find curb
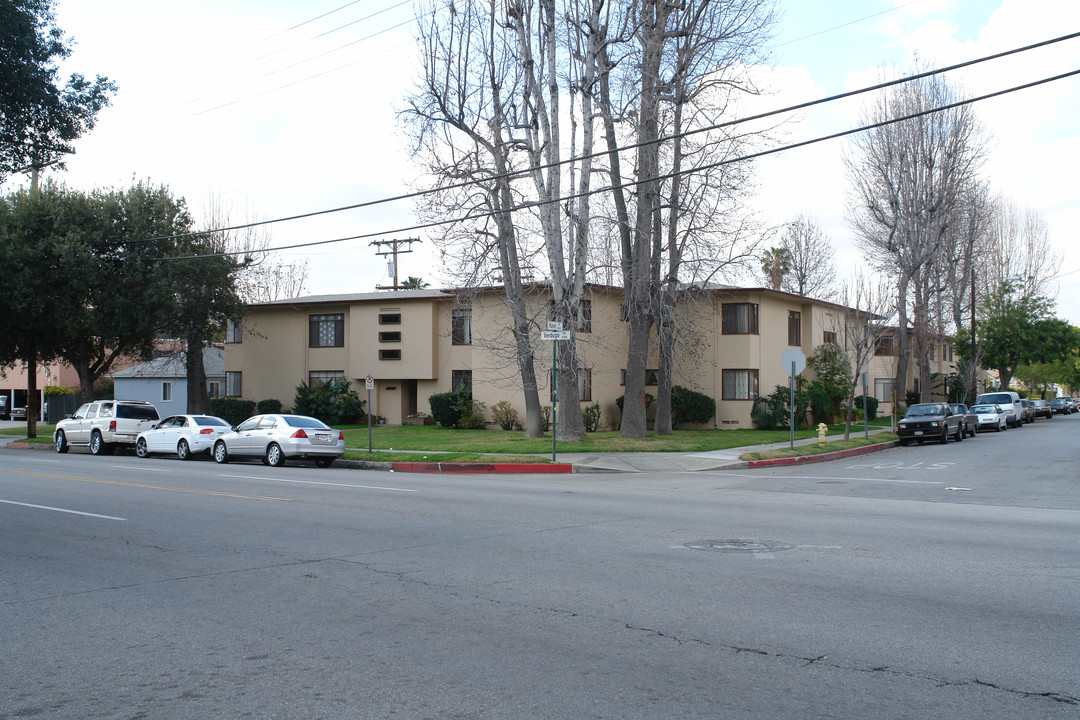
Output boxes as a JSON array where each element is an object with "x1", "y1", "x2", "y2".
[
  {"x1": 390, "y1": 461, "x2": 573, "y2": 474},
  {"x1": 746, "y1": 440, "x2": 899, "y2": 468}
]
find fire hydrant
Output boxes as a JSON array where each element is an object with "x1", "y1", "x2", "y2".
[{"x1": 817, "y1": 422, "x2": 829, "y2": 445}]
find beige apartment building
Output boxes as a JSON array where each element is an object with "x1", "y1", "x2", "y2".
[{"x1": 224, "y1": 284, "x2": 956, "y2": 429}]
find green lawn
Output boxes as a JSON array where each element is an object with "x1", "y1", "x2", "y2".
[{"x1": 4, "y1": 418, "x2": 895, "y2": 462}]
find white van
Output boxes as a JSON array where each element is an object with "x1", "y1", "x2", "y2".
[{"x1": 975, "y1": 391, "x2": 1025, "y2": 428}]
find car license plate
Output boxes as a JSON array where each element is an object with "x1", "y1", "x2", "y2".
[
  {"x1": 317, "y1": 433, "x2": 332, "y2": 442},
  {"x1": 914, "y1": 431, "x2": 923, "y2": 436}
]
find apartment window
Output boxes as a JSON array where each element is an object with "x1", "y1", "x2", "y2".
[
  {"x1": 875, "y1": 336, "x2": 896, "y2": 356},
  {"x1": 788, "y1": 311, "x2": 802, "y2": 346},
  {"x1": 452, "y1": 309, "x2": 472, "y2": 345},
  {"x1": 208, "y1": 381, "x2": 221, "y2": 399},
  {"x1": 226, "y1": 317, "x2": 243, "y2": 343},
  {"x1": 379, "y1": 331, "x2": 401, "y2": 343},
  {"x1": 549, "y1": 368, "x2": 593, "y2": 402},
  {"x1": 162, "y1": 382, "x2": 172, "y2": 402},
  {"x1": 578, "y1": 298, "x2": 592, "y2": 333},
  {"x1": 309, "y1": 313, "x2": 344, "y2": 347},
  {"x1": 452, "y1": 369, "x2": 472, "y2": 392},
  {"x1": 547, "y1": 298, "x2": 592, "y2": 333},
  {"x1": 379, "y1": 312, "x2": 401, "y2": 325},
  {"x1": 722, "y1": 369, "x2": 759, "y2": 400},
  {"x1": 379, "y1": 349, "x2": 402, "y2": 360},
  {"x1": 310, "y1": 370, "x2": 345, "y2": 387},
  {"x1": 874, "y1": 378, "x2": 895, "y2": 403},
  {"x1": 722, "y1": 303, "x2": 759, "y2": 334},
  {"x1": 620, "y1": 369, "x2": 659, "y2": 386},
  {"x1": 823, "y1": 331, "x2": 837, "y2": 345},
  {"x1": 226, "y1": 371, "x2": 242, "y2": 397}
]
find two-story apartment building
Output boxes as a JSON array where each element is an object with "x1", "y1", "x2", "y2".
[{"x1": 224, "y1": 284, "x2": 954, "y2": 428}]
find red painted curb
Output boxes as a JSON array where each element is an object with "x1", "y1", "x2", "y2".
[
  {"x1": 747, "y1": 441, "x2": 896, "y2": 468},
  {"x1": 391, "y1": 462, "x2": 574, "y2": 474}
]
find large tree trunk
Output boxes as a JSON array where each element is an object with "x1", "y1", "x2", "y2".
[
  {"x1": 25, "y1": 351, "x2": 39, "y2": 439},
  {"x1": 185, "y1": 341, "x2": 209, "y2": 414}
]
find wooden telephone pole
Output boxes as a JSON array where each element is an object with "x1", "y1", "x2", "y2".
[{"x1": 371, "y1": 238, "x2": 421, "y2": 290}]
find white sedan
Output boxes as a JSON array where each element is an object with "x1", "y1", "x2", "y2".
[
  {"x1": 136, "y1": 415, "x2": 232, "y2": 460},
  {"x1": 211, "y1": 414, "x2": 345, "y2": 468},
  {"x1": 970, "y1": 404, "x2": 1008, "y2": 433}
]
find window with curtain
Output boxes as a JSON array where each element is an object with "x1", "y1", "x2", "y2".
[
  {"x1": 309, "y1": 313, "x2": 344, "y2": 347},
  {"x1": 722, "y1": 369, "x2": 759, "y2": 400},
  {"x1": 722, "y1": 303, "x2": 759, "y2": 334}
]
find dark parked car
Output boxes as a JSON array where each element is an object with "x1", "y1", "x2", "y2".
[
  {"x1": 948, "y1": 403, "x2": 978, "y2": 437},
  {"x1": 1049, "y1": 398, "x2": 1072, "y2": 415},
  {"x1": 1030, "y1": 399, "x2": 1052, "y2": 420},
  {"x1": 897, "y1": 403, "x2": 964, "y2": 446},
  {"x1": 1018, "y1": 399, "x2": 1035, "y2": 424}
]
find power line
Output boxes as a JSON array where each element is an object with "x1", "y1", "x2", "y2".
[
  {"x1": 153, "y1": 29, "x2": 1080, "y2": 242},
  {"x1": 160, "y1": 67, "x2": 1080, "y2": 261}
]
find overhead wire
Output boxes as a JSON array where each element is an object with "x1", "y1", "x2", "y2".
[
  {"x1": 147, "y1": 29, "x2": 1080, "y2": 243},
  {"x1": 161, "y1": 67, "x2": 1080, "y2": 261}
]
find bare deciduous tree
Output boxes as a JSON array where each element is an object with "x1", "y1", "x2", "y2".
[
  {"x1": 846, "y1": 72, "x2": 987, "y2": 403},
  {"x1": 778, "y1": 214, "x2": 835, "y2": 298},
  {"x1": 830, "y1": 273, "x2": 896, "y2": 440}
]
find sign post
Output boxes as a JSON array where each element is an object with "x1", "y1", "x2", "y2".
[
  {"x1": 861, "y1": 372, "x2": 869, "y2": 439},
  {"x1": 541, "y1": 324, "x2": 570, "y2": 462},
  {"x1": 365, "y1": 373, "x2": 374, "y2": 453},
  {"x1": 780, "y1": 349, "x2": 807, "y2": 450}
]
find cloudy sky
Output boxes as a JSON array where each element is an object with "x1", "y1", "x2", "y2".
[{"x1": 26, "y1": 0, "x2": 1080, "y2": 323}]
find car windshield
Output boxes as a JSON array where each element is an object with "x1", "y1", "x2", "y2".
[
  {"x1": 978, "y1": 393, "x2": 1012, "y2": 405},
  {"x1": 906, "y1": 404, "x2": 943, "y2": 416},
  {"x1": 283, "y1": 415, "x2": 331, "y2": 429},
  {"x1": 970, "y1": 405, "x2": 995, "y2": 413},
  {"x1": 194, "y1": 416, "x2": 229, "y2": 427}
]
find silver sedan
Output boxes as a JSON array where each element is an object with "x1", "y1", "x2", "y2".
[
  {"x1": 136, "y1": 415, "x2": 232, "y2": 460},
  {"x1": 212, "y1": 414, "x2": 345, "y2": 468}
]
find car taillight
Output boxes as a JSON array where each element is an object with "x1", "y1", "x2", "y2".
[
  {"x1": 109, "y1": 421, "x2": 117, "y2": 431},
  {"x1": 199, "y1": 428, "x2": 214, "y2": 434},
  {"x1": 290, "y1": 429, "x2": 308, "y2": 439},
  {"x1": 338, "y1": 431, "x2": 344, "y2": 440}
]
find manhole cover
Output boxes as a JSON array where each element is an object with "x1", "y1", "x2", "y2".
[{"x1": 684, "y1": 539, "x2": 794, "y2": 553}]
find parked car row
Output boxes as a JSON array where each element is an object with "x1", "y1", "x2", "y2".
[
  {"x1": 897, "y1": 391, "x2": 1072, "y2": 447},
  {"x1": 54, "y1": 404, "x2": 345, "y2": 467}
]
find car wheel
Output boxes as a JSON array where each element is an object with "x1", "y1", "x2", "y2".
[
  {"x1": 90, "y1": 431, "x2": 111, "y2": 455},
  {"x1": 213, "y1": 441, "x2": 229, "y2": 464},
  {"x1": 136, "y1": 437, "x2": 150, "y2": 458},
  {"x1": 177, "y1": 439, "x2": 191, "y2": 461},
  {"x1": 941, "y1": 426, "x2": 948, "y2": 444},
  {"x1": 899, "y1": 438, "x2": 910, "y2": 447},
  {"x1": 955, "y1": 424, "x2": 963, "y2": 442},
  {"x1": 315, "y1": 457, "x2": 335, "y2": 468},
  {"x1": 968, "y1": 423, "x2": 977, "y2": 437},
  {"x1": 54, "y1": 430, "x2": 69, "y2": 453},
  {"x1": 266, "y1": 443, "x2": 286, "y2": 467}
]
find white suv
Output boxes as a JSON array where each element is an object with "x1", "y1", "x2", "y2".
[
  {"x1": 975, "y1": 391, "x2": 1025, "y2": 429},
  {"x1": 54, "y1": 400, "x2": 161, "y2": 455}
]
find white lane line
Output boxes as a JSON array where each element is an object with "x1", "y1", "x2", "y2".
[
  {"x1": 110, "y1": 464, "x2": 170, "y2": 473},
  {"x1": 221, "y1": 474, "x2": 418, "y2": 493},
  {"x1": 711, "y1": 471, "x2": 943, "y2": 484},
  {"x1": 0, "y1": 499, "x2": 126, "y2": 521}
]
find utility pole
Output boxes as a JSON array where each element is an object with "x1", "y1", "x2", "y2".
[{"x1": 371, "y1": 238, "x2": 421, "y2": 290}]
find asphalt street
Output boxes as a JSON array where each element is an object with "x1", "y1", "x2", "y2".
[{"x1": 1, "y1": 414, "x2": 1078, "y2": 719}]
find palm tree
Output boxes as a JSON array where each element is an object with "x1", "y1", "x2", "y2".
[
  {"x1": 401, "y1": 276, "x2": 429, "y2": 289},
  {"x1": 760, "y1": 247, "x2": 791, "y2": 290}
]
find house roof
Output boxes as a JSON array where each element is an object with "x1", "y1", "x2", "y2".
[{"x1": 110, "y1": 346, "x2": 225, "y2": 379}]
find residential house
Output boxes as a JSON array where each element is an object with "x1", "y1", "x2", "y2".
[{"x1": 110, "y1": 346, "x2": 225, "y2": 416}]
